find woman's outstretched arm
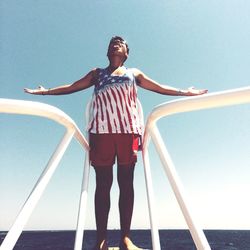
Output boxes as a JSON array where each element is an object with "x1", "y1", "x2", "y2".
[
  {"x1": 24, "y1": 68, "x2": 97, "y2": 95},
  {"x1": 133, "y1": 68, "x2": 208, "y2": 96}
]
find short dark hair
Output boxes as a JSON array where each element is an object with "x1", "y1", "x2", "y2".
[{"x1": 109, "y1": 36, "x2": 129, "y2": 55}]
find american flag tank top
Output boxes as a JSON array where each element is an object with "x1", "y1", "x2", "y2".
[{"x1": 88, "y1": 67, "x2": 143, "y2": 135}]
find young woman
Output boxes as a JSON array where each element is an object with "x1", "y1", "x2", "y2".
[{"x1": 25, "y1": 36, "x2": 207, "y2": 250}]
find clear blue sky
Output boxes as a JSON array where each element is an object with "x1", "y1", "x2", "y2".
[{"x1": 1, "y1": 0, "x2": 250, "y2": 231}]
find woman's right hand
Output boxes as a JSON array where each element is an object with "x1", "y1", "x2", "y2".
[{"x1": 24, "y1": 85, "x2": 47, "y2": 95}]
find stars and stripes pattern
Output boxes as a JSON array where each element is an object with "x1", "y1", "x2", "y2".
[{"x1": 88, "y1": 67, "x2": 143, "y2": 135}]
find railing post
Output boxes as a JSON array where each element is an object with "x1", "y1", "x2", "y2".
[
  {"x1": 142, "y1": 130, "x2": 161, "y2": 250},
  {"x1": 0, "y1": 130, "x2": 75, "y2": 250},
  {"x1": 74, "y1": 151, "x2": 90, "y2": 250},
  {"x1": 150, "y1": 126, "x2": 211, "y2": 250}
]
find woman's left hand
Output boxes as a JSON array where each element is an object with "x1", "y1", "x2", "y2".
[{"x1": 184, "y1": 86, "x2": 208, "y2": 96}]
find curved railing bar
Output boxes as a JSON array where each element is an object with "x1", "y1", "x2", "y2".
[
  {"x1": 143, "y1": 86, "x2": 250, "y2": 250},
  {"x1": 0, "y1": 98, "x2": 89, "y2": 151},
  {"x1": 145, "y1": 86, "x2": 250, "y2": 132},
  {"x1": 0, "y1": 98, "x2": 89, "y2": 250}
]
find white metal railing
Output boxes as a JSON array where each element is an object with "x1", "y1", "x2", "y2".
[
  {"x1": 1, "y1": 86, "x2": 249, "y2": 250},
  {"x1": 0, "y1": 99, "x2": 90, "y2": 250},
  {"x1": 142, "y1": 86, "x2": 250, "y2": 250}
]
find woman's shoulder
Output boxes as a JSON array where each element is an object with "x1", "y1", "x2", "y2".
[
  {"x1": 126, "y1": 68, "x2": 144, "y2": 82},
  {"x1": 127, "y1": 67, "x2": 142, "y2": 75},
  {"x1": 90, "y1": 67, "x2": 107, "y2": 79}
]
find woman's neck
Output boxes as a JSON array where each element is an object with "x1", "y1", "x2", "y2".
[
  {"x1": 108, "y1": 57, "x2": 124, "y2": 72},
  {"x1": 108, "y1": 64, "x2": 124, "y2": 72}
]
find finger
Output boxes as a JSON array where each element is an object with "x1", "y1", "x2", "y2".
[
  {"x1": 201, "y1": 89, "x2": 208, "y2": 93},
  {"x1": 24, "y1": 88, "x2": 35, "y2": 94},
  {"x1": 24, "y1": 88, "x2": 31, "y2": 93}
]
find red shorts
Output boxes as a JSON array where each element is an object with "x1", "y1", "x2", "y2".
[{"x1": 89, "y1": 133, "x2": 140, "y2": 167}]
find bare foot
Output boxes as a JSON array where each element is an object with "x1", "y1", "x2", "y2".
[{"x1": 120, "y1": 237, "x2": 143, "y2": 250}]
